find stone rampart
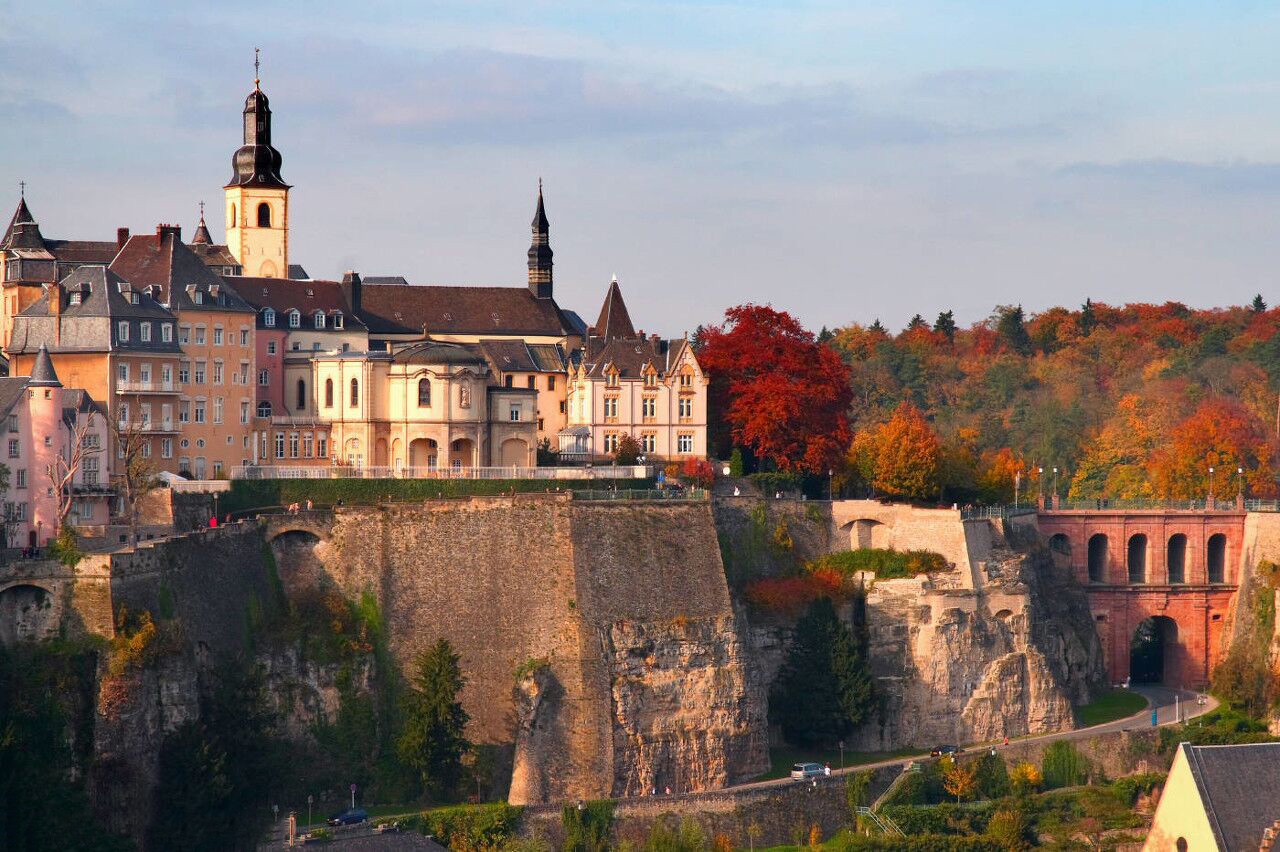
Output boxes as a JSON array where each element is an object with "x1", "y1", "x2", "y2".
[{"x1": 829, "y1": 501, "x2": 988, "y2": 588}]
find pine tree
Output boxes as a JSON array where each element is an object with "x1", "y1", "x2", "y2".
[
  {"x1": 973, "y1": 750, "x2": 1011, "y2": 798},
  {"x1": 1078, "y1": 299, "x2": 1096, "y2": 336},
  {"x1": 397, "y1": 639, "x2": 471, "y2": 799},
  {"x1": 995, "y1": 305, "x2": 1033, "y2": 355},
  {"x1": 869, "y1": 319, "x2": 887, "y2": 335},
  {"x1": 906, "y1": 314, "x2": 927, "y2": 331},
  {"x1": 1252, "y1": 294, "x2": 1267, "y2": 313},
  {"x1": 932, "y1": 310, "x2": 956, "y2": 341},
  {"x1": 770, "y1": 597, "x2": 874, "y2": 746},
  {"x1": 817, "y1": 325, "x2": 834, "y2": 343}
]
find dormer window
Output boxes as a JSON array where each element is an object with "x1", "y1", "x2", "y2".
[
  {"x1": 606, "y1": 367, "x2": 619, "y2": 388},
  {"x1": 69, "y1": 292, "x2": 82, "y2": 306},
  {"x1": 193, "y1": 291, "x2": 203, "y2": 305},
  {"x1": 288, "y1": 309, "x2": 300, "y2": 328},
  {"x1": 643, "y1": 369, "x2": 657, "y2": 387},
  {"x1": 313, "y1": 310, "x2": 324, "y2": 329},
  {"x1": 332, "y1": 312, "x2": 344, "y2": 329},
  {"x1": 129, "y1": 291, "x2": 139, "y2": 305},
  {"x1": 263, "y1": 308, "x2": 275, "y2": 327},
  {"x1": 117, "y1": 321, "x2": 130, "y2": 342}
]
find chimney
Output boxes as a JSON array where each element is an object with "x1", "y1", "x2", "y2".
[
  {"x1": 156, "y1": 223, "x2": 181, "y2": 243},
  {"x1": 116, "y1": 228, "x2": 130, "y2": 251},
  {"x1": 341, "y1": 270, "x2": 362, "y2": 314},
  {"x1": 48, "y1": 282, "x2": 62, "y2": 345}
]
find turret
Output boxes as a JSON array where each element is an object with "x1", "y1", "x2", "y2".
[{"x1": 527, "y1": 181, "x2": 553, "y2": 299}]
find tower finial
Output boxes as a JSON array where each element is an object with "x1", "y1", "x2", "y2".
[
  {"x1": 254, "y1": 47, "x2": 260, "y2": 89},
  {"x1": 198, "y1": 200, "x2": 205, "y2": 222},
  {"x1": 18, "y1": 180, "x2": 24, "y2": 199},
  {"x1": 538, "y1": 176, "x2": 543, "y2": 193}
]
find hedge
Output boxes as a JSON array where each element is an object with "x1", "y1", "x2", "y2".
[
  {"x1": 403, "y1": 802, "x2": 522, "y2": 849},
  {"x1": 811, "y1": 549, "x2": 949, "y2": 580},
  {"x1": 222, "y1": 477, "x2": 654, "y2": 516}
]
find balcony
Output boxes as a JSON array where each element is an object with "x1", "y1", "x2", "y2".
[
  {"x1": 116, "y1": 380, "x2": 180, "y2": 394},
  {"x1": 270, "y1": 415, "x2": 325, "y2": 427},
  {"x1": 116, "y1": 420, "x2": 179, "y2": 434}
]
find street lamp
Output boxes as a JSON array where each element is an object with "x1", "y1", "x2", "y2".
[
  {"x1": 828, "y1": 469, "x2": 834, "y2": 502},
  {"x1": 1052, "y1": 467, "x2": 1059, "y2": 508},
  {"x1": 1208, "y1": 466, "x2": 1215, "y2": 508},
  {"x1": 1037, "y1": 467, "x2": 1044, "y2": 508},
  {"x1": 1239, "y1": 467, "x2": 1246, "y2": 506}
]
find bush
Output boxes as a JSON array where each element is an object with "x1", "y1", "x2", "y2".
[
  {"x1": 811, "y1": 549, "x2": 949, "y2": 580},
  {"x1": 973, "y1": 751, "x2": 1011, "y2": 799},
  {"x1": 984, "y1": 807, "x2": 1033, "y2": 851},
  {"x1": 1040, "y1": 741, "x2": 1089, "y2": 789},
  {"x1": 681, "y1": 458, "x2": 715, "y2": 487},
  {"x1": 1110, "y1": 772, "x2": 1166, "y2": 806},
  {"x1": 749, "y1": 471, "x2": 803, "y2": 496},
  {"x1": 408, "y1": 803, "x2": 522, "y2": 851},
  {"x1": 614, "y1": 434, "x2": 641, "y2": 466},
  {"x1": 561, "y1": 799, "x2": 614, "y2": 852},
  {"x1": 49, "y1": 526, "x2": 84, "y2": 568},
  {"x1": 881, "y1": 802, "x2": 995, "y2": 835},
  {"x1": 728, "y1": 448, "x2": 744, "y2": 476},
  {"x1": 1009, "y1": 762, "x2": 1041, "y2": 795},
  {"x1": 1155, "y1": 706, "x2": 1277, "y2": 754}
]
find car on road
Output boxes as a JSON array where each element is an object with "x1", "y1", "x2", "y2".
[
  {"x1": 327, "y1": 808, "x2": 368, "y2": 827},
  {"x1": 790, "y1": 762, "x2": 825, "y2": 780},
  {"x1": 930, "y1": 745, "x2": 963, "y2": 757}
]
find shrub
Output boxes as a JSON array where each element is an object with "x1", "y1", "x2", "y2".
[
  {"x1": 513, "y1": 657, "x2": 550, "y2": 681},
  {"x1": 748, "y1": 471, "x2": 803, "y2": 496},
  {"x1": 409, "y1": 803, "x2": 523, "y2": 851},
  {"x1": 811, "y1": 548, "x2": 949, "y2": 580},
  {"x1": 728, "y1": 448, "x2": 744, "y2": 476},
  {"x1": 614, "y1": 434, "x2": 641, "y2": 466},
  {"x1": 1009, "y1": 762, "x2": 1041, "y2": 795},
  {"x1": 681, "y1": 457, "x2": 715, "y2": 488},
  {"x1": 561, "y1": 799, "x2": 614, "y2": 852},
  {"x1": 973, "y1": 751, "x2": 1011, "y2": 799},
  {"x1": 49, "y1": 526, "x2": 84, "y2": 568},
  {"x1": 1041, "y1": 741, "x2": 1089, "y2": 789},
  {"x1": 984, "y1": 807, "x2": 1032, "y2": 851},
  {"x1": 1110, "y1": 772, "x2": 1166, "y2": 806},
  {"x1": 1155, "y1": 706, "x2": 1277, "y2": 754}
]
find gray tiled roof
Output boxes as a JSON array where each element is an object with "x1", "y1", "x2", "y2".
[{"x1": 1183, "y1": 741, "x2": 1280, "y2": 851}]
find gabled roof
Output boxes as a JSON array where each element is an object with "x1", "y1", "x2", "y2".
[
  {"x1": 44, "y1": 240, "x2": 118, "y2": 265},
  {"x1": 0, "y1": 377, "x2": 31, "y2": 420},
  {"x1": 228, "y1": 276, "x2": 365, "y2": 330},
  {"x1": 390, "y1": 340, "x2": 487, "y2": 367},
  {"x1": 576, "y1": 336, "x2": 693, "y2": 379},
  {"x1": 592, "y1": 277, "x2": 636, "y2": 339},
  {"x1": 111, "y1": 229, "x2": 253, "y2": 312},
  {"x1": 1182, "y1": 741, "x2": 1280, "y2": 850},
  {"x1": 356, "y1": 281, "x2": 576, "y2": 337}
]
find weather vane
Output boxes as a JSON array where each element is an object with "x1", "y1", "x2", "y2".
[
  {"x1": 199, "y1": 200, "x2": 205, "y2": 221},
  {"x1": 254, "y1": 47, "x2": 260, "y2": 87}
]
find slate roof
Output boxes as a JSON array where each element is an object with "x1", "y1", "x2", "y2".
[
  {"x1": 229, "y1": 276, "x2": 365, "y2": 330},
  {"x1": 355, "y1": 281, "x2": 576, "y2": 337},
  {"x1": 0, "y1": 377, "x2": 31, "y2": 420},
  {"x1": 111, "y1": 230, "x2": 254, "y2": 312},
  {"x1": 29, "y1": 344, "x2": 60, "y2": 386},
  {"x1": 390, "y1": 340, "x2": 487, "y2": 366},
  {"x1": 45, "y1": 240, "x2": 119, "y2": 265},
  {"x1": 475, "y1": 339, "x2": 567, "y2": 374},
  {"x1": 1, "y1": 196, "x2": 38, "y2": 248},
  {"x1": 1183, "y1": 741, "x2": 1280, "y2": 851},
  {"x1": 592, "y1": 278, "x2": 636, "y2": 339},
  {"x1": 575, "y1": 336, "x2": 692, "y2": 379}
]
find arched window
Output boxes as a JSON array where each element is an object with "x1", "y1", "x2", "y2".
[
  {"x1": 1167, "y1": 534, "x2": 1187, "y2": 584},
  {"x1": 1128, "y1": 534, "x2": 1147, "y2": 584},
  {"x1": 350, "y1": 378, "x2": 359, "y2": 407},
  {"x1": 257, "y1": 202, "x2": 271, "y2": 228},
  {"x1": 230, "y1": 203, "x2": 237, "y2": 227},
  {"x1": 1087, "y1": 534, "x2": 1108, "y2": 583},
  {"x1": 256, "y1": 401, "x2": 271, "y2": 418},
  {"x1": 1207, "y1": 534, "x2": 1227, "y2": 583},
  {"x1": 418, "y1": 379, "x2": 431, "y2": 407},
  {"x1": 324, "y1": 378, "x2": 333, "y2": 408},
  {"x1": 263, "y1": 308, "x2": 275, "y2": 327},
  {"x1": 296, "y1": 379, "x2": 306, "y2": 411}
]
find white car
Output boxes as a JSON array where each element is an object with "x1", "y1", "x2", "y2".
[{"x1": 790, "y1": 762, "x2": 824, "y2": 780}]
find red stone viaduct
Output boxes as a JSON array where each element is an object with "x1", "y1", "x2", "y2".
[{"x1": 1036, "y1": 508, "x2": 1243, "y2": 689}]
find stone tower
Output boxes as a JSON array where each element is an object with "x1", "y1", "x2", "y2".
[
  {"x1": 527, "y1": 182, "x2": 553, "y2": 299},
  {"x1": 224, "y1": 59, "x2": 290, "y2": 278}
]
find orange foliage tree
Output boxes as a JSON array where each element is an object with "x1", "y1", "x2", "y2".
[
  {"x1": 855, "y1": 402, "x2": 943, "y2": 501},
  {"x1": 1148, "y1": 399, "x2": 1278, "y2": 499}
]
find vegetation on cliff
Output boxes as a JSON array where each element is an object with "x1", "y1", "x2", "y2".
[
  {"x1": 1210, "y1": 559, "x2": 1280, "y2": 718},
  {"x1": 397, "y1": 639, "x2": 471, "y2": 800}
]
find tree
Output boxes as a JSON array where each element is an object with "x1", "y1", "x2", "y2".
[
  {"x1": 995, "y1": 305, "x2": 1033, "y2": 355},
  {"x1": 985, "y1": 807, "x2": 1032, "y2": 851},
  {"x1": 697, "y1": 304, "x2": 853, "y2": 473},
  {"x1": 0, "y1": 463, "x2": 14, "y2": 548},
  {"x1": 1147, "y1": 398, "x2": 1278, "y2": 499},
  {"x1": 613, "y1": 433, "x2": 641, "y2": 466},
  {"x1": 48, "y1": 410, "x2": 101, "y2": 528},
  {"x1": 941, "y1": 758, "x2": 977, "y2": 802},
  {"x1": 397, "y1": 639, "x2": 470, "y2": 799},
  {"x1": 1252, "y1": 294, "x2": 1268, "y2": 313},
  {"x1": 906, "y1": 314, "x2": 928, "y2": 331},
  {"x1": 865, "y1": 402, "x2": 942, "y2": 501},
  {"x1": 111, "y1": 417, "x2": 160, "y2": 545},
  {"x1": 932, "y1": 310, "x2": 957, "y2": 341},
  {"x1": 1008, "y1": 761, "x2": 1041, "y2": 795},
  {"x1": 973, "y1": 750, "x2": 1011, "y2": 799},
  {"x1": 1078, "y1": 298, "x2": 1096, "y2": 336},
  {"x1": 1040, "y1": 740, "x2": 1088, "y2": 789},
  {"x1": 769, "y1": 597, "x2": 874, "y2": 746}
]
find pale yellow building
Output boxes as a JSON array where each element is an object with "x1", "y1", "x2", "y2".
[
  {"x1": 1144, "y1": 741, "x2": 1280, "y2": 851},
  {"x1": 311, "y1": 341, "x2": 536, "y2": 469},
  {"x1": 560, "y1": 278, "x2": 708, "y2": 463},
  {"x1": 224, "y1": 76, "x2": 289, "y2": 279}
]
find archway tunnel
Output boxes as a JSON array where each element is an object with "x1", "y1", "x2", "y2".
[{"x1": 1129, "y1": 615, "x2": 1179, "y2": 685}]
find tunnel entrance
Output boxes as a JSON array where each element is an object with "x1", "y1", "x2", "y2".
[{"x1": 1130, "y1": 615, "x2": 1177, "y2": 684}]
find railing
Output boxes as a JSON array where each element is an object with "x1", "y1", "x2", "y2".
[
  {"x1": 269, "y1": 415, "x2": 325, "y2": 427},
  {"x1": 116, "y1": 420, "x2": 178, "y2": 433},
  {"x1": 115, "y1": 380, "x2": 179, "y2": 393},
  {"x1": 1048, "y1": 498, "x2": 1245, "y2": 512},
  {"x1": 229, "y1": 464, "x2": 654, "y2": 481},
  {"x1": 959, "y1": 505, "x2": 1038, "y2": 520},
  {"x1": 856, "y1": 807, "x2": 904, "y2": 837},
  {"x1": 572, "y1": 488, "x2": 708, "y2": 501}
]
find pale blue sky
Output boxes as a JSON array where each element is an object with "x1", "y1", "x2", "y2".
[{"x1": 4, "y1": 1, "x2": 1280, "y2": 334}]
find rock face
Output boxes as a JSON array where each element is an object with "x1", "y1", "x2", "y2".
[{"x1": 850, "y1": 533, "x2": 1105, "y2": 749}]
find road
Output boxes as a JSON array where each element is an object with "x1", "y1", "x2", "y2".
[{"x1": 733, "y1": 684, "x2": 1216, "y2": 792}]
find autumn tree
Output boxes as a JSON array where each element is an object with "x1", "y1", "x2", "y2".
[
  {"x1": 48, "y1": 411, "x2": 102, "y2": 528},
  {"x1": 941, "y1": 757, "x2": 977, "y2": 802},
  {"x1": 1147, "y1": 398, "x2": 1278, "y2": 499},
  {"x1": 613, "y1": 433, "x2": 641, "y2": 465},
  {"x1": 858, "y1": 402, "x2": 942, "y2": 501},
  {"x1": 111, "y1": 418, "x2": 160, "y2": 545},
  {"x1": 698, "y1": 304, "x2": 852, "y2": 472}
]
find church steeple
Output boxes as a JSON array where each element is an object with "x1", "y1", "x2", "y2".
[
  {"x1": 224, "y1": 51, "x2": 291, "y2": 278},
  {"x1": 527, "y1": 180, "x2": 553, "y2": 299},
  {"x1": 192, "y1": 201, "x2": 212, "y2": 245}
]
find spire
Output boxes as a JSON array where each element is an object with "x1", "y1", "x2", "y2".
[
  {"x1": 2, "y1": 189, "x2": 42, "y2": 250},
  {"x1": 29, "y1": 343, "x2": 61, "y2": 387},
  {"x1": 254, "y1": 47, "x2": 261, "y2": 90},
  {"x1": 226, "y1": 56, "x2": 288, "y2": 189},
  {"x1": 527, "y1": 180, "x2": 553, "y2": 299},
  {"x1": 192, "y1": 201, "x2": 212, "y2": 244},
  {"x1": 593, "y1": 275, "x2": 636, "y2": 340}
]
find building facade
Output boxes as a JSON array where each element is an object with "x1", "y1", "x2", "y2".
[{"x1": 224, "y1": 75, "x2": 290, "y2": 278}]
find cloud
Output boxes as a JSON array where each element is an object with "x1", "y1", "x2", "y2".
[{"x1": 1058, "y1": 158, "x2": 1280, "y2": 196}]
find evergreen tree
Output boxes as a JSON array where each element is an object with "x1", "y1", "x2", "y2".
[
  {"x1": 1078, "y1": 298, "x2": 1096, "y2": 336},
  {"x1": 932, "y1": 310, "x2": 956, "y2": 341},
  {"x1": 869, "y1": 319, "x2": 887, "y2": 335},
  {"x1": 816, "y1": 325, "x2": 834, "y2": 343},
  {"x1": 906, "y1": 314, "x2": 927, "y2": 331},
  {"x1": 1252, "y1": 294, "x2": 1267, "y2": 313},
  {"x1": 397, "y1": 639, "x2": 470, "y2": 799},
  {"x1": 973, "y1": 750, "x2": 1011, "y2": 798},
  {"x1": 770, "y1": 597, "x2": 874, "y2": 746},
  {"x1": 995, "y1": 305, "x2": 1033, "y2": 355}
]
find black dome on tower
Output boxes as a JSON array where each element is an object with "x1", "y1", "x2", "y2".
[{"x1": 226, "y1": 82, "x2": 289, "y2": 189}]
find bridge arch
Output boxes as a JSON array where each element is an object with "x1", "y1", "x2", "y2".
[
  {"x1": 1127, "y1": 534, "x2": 1148, "y2": 584},
  {"x1": 843, "y1": 518, "x2": 891, "y2": 550},
  {"x1": 1207, "y1": 533, "x2": 1227, "y2": 584},
  {"x1": 0, "y1": 583, "x2": 58, "y2": 645},
  {"x1": 1087, "y1": 533, "x2": 1108, "y2": 583},
  {"x1": 1166, "y1": 534, "x2": 1187, "y2": 584},
  {"x1": 1130, "y1": 615, "x2": 1181, "y2": 685},
  {"x1": 266, "y1": 525, "x2": 330, "y2": 594}
]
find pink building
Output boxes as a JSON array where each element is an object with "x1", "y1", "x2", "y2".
[{"x1": 0, "y1": 344, "x2": 109, "y2": 547}]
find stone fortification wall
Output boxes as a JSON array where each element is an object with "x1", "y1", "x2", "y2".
[
  {"x1": 830, "y1": 500, "x2": 983, "y2": 588},
  {"x1": 265, "y1": 495, "x2": 766, "y2": 804},
  {"x1": 1231, "y1": 512, "x2": 1280, "y2": 645},
  {"x1": 713, "y1": 498, "x2": 832, "y2": 584}
]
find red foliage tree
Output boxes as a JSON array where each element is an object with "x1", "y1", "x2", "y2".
[
  {"x1": 1147, "y1": 398, "x2": 1278, "y2": 499},
  {"x1": 699, "y1": 304, "x2": 852, "y2": 473}
]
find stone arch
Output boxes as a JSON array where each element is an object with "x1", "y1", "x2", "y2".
[
  {"x1": 1048, "y1": 533, "x2": 1071, "y2": 555},
  {"x1": 993, "y1": 608, "x2": 1013, "y2": 622},
  {"x1": 374, "y1": 438, "x2": 388, "y2": 467},
  {"x1": 1087, "y1": 533, "x2": 1108, "y2": 583},
  {"x1": 1167, "y1": 534, "x2": 1187, "y2": 584},
  {"x1": 1207, "y1": 533, "x2": 1227, "y2": 584},
  {"x1": 268, "y1": 529, "x2": 325, "y2": 594},
  {"x1": 844, "y1": 519, "x2": 891, "y2": 550},
  {"x1": 499, "y1": 437, "x2": 528, "y2": 466},
  {"x1": 451, "y1": 437, "x2": 475, "y2": 468},
  {"x1": 1127, "y1": 534, "x2": 1148, "y2": 584},
  {"x1": 0, "y1": 583, "x2": 57, "y2": 645},
  {"x1": 409, "y1": 438, "x2": 438, "y2": 468},
  {"x1": 1130, "y1": 614, "x2": 1179, "y2": 685}
]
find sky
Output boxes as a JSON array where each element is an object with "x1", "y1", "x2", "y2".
[{"x1": 4, "y1": 1, "x2": 1280, "y2": 336}]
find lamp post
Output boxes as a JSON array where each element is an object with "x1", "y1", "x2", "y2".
[
  {"x1": 828, "y1": 469, "x2": 834, "y2": 502},
  {"x1": 1208, "y1": 466, "x2": 1215, "y2": 509},
  {"x1": 1014, "y1": 471, "x2": 1021, "y2": 509},
  {"x1": 307, "y1": 795, "x2": 313, "y2": 832},
  {"x1": 1238, "y1": 466, "x2": 1246, "y2": 509},
  {"x1": 1052, "y1": 467, "x2": 1059, "y2": 509},
  {"x1": 1037, "y1": 467, "x2": 1044, "y2": 509}
]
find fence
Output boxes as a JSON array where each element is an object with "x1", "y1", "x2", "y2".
[
  {"x1": 959, "y1": 505, "x2": 1038, "y2": 520},
  {"x1": 1049, "y1": 497, "x2": 1246, "y2": 512},
  {"x1": 572, "y1": 488, "x2": 709, "y2": 502},
  {"x1": 229, "y1": 464, "x2": 652, "y2": 481}
]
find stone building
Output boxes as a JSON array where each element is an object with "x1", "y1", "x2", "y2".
[
  {"x1": 311, "y1": 341, "x2": 537, "y2": 469},
  {"x1": 110, "y1": 225, "x2": 258, "y2": 478},
  {"x1": 0, "y1": 345, "x2": 110, "y2": 546},
  {"x1": 560, "y1": 278, "x2": 708, "y2": 462}
]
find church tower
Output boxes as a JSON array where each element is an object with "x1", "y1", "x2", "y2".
[
  {"x1": 225, "y1": 53, "x2": 290, "y2": 278},
  {"x1": 527, "y1": 181, "x2": 553, "y2": 299}
]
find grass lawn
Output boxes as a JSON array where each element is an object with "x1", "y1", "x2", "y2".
[
  {"x1": 1075, "y1": 688, "x2": 1148, "y2": 728},
  {"x1": 755, "y1": 746, "x2": 926, "y2": 781}
]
